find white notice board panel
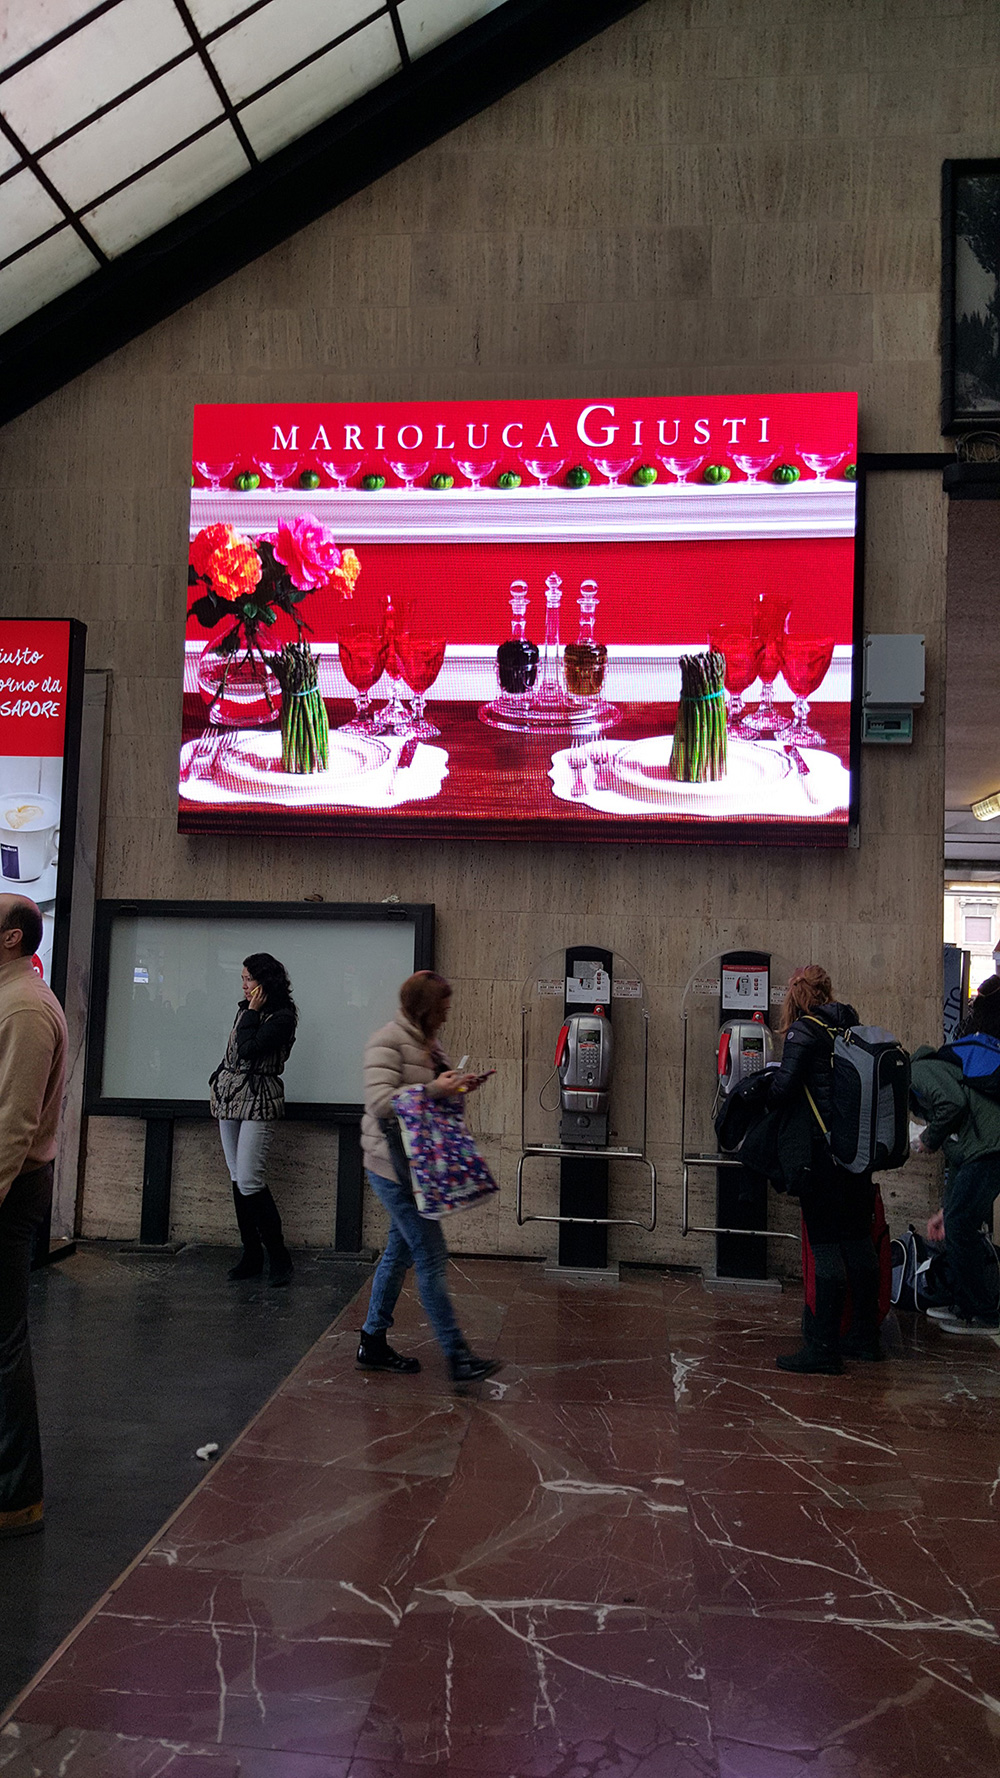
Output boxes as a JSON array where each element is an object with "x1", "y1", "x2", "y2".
[{"x1": 92, "y1": 905, "x2": 429, "y2": 1110}]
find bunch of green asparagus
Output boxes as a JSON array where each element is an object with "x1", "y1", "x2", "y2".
[
  {"x1": 272, "y1": 643, "x2": 330, "y2": 774},
  {"x1": 669, "y1": 651, "x2": 728, "y2": 783}
]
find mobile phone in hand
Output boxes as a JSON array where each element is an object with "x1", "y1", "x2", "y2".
[{"x1": 474, "y1": 1068, "x2": 496, "y2": 1083}]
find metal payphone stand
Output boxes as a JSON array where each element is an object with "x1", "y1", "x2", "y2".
[
  {"x1": 515, "y1": 948, "x2": 656, "y2": 1280},
  {"x1": 680, "y1": 950, "x2": 800, "y2": 1290}
]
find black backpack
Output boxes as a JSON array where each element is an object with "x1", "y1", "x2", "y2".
[
  {"x1": 803, "y1": 1019, "x2": 910, "y2": 1174},
  {"x1": 713, "y1": 1069, "x2": 776, "y2": 1153},
  {"x1": 891, "y1": 1223, "x2": 1000, "y2": 1315}
]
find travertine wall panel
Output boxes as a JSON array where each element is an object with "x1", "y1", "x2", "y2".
[{"x1": 0, "y1": 0, "x2": 978, "y2": 1260}]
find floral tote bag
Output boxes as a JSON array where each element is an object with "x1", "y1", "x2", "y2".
[{"x1": 391, "y1": 1085, "x2": 498, "y2": 1219}]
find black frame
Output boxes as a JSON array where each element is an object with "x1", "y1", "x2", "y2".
[
  {"x1": 84, "y1": 898, "x2": 434, "y2": 1118},
  {"x1": 49, "y1": 620, "x2": 87, "y2": 1005},
  {"x1": 942, "y1": 159, "x2": 1000, "y2": 434}
]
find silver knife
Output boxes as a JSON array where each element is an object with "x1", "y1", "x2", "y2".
[
  {"x1": 784, "y1": 740, "x2": 821, "y2": 805},
  {"x1": 386, "y1": 736, "x2": 419, "y2": 795}
]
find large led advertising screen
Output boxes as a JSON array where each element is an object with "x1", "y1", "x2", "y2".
[{"x1": 180, "y1": 394, "x2": 858, "y2": 844}]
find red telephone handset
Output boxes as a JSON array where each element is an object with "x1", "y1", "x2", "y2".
[
  {"x1": 717, "y1": 1028, "x2": 731, "y2": 1081},
  {"x1": 554, "y1": 1023, "x2": 570, "y2": 1069}
]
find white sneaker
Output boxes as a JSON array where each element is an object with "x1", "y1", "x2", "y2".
[
  {"x1": 936, "y1": 1315, "x2": 1000, "y2": 1337},
  {"x1": 925, "y1": 1303, "x2": 958, "y2": 1321}
]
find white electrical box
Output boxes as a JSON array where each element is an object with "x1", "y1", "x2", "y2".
[{"x1": 863, "y1": 634, "x2": 925, "y2": 707}]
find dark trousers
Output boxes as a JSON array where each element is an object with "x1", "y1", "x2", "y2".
[
  {"x1": 943, "y1": 1152, "x2": 1000, "y2": 1320},
  {"x1": 800, "y1": 1164, "x2": 880, "y2": 1343},
  {"x1": 0, "y1": 1164, "x2": 53, "y2": 1514}
]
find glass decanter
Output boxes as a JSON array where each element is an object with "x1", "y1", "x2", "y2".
[
  {"x1": 564, "y1": 580, "x2": 620, "y2": 734},
  {"x1": 478, "y1": 580, "x2": 540, "y2": 730}
]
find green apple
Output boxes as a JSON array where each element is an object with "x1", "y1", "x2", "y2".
[
  {"x1": 632, "y1": 464, "x2": 657, "y2": 485},
  {"x1": 566, "y1": 465, "x2": 591, "y2": 488}
]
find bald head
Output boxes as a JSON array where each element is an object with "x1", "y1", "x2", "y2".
[{"x1": 0, "y1": 895, "x2": 43, "y2": 964}]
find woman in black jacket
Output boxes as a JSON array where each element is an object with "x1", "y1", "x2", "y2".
[
  {"x1": 210, "y1": 953, "x2": 297, "y2": 1286},
  {"x1": 768, "y1": 965, "x2": 882, "y2": 1374}
]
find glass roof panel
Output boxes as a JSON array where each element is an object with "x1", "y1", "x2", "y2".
[
  {"x1": 82, "y1": 122, "x2": 250, "y2": 256},
  {"x1": 0, "y1": 167, "x2": 67, "y2": 261},
  {"x1": 0, "y1": 227, "x2": 99, "y2": 331},
  {"x1": 0, "y1": 0, "x2": 105, "y2": 78},
  {"x1": 185, "y1": 0, "x2": 259, "y2": 30},
  {"x1": 398, "y1": 0, "x2": 506, "y2": 58},
  {"x1": 208, "y1": 0, "x2": 383, "y2": 108},
  {"x1": 239, "y1": 13, "x2": 400, "y2": 160},
  {"x1": 1, "y1": 0, "x2": 194, "y2": 153},
  {"x1": 39, "y1": 60, "x2": 225, "y2": 211}
]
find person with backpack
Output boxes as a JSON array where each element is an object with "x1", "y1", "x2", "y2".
[
  {"x1": 765, "y1": 966, "x2": 883, "y2": 1375},
  {"x1": 910, "y1": 980, "x2": 1000, "y2": 1334}
]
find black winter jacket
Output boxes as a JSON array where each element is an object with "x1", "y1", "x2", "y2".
[{"x1": 768, "y1": 1001, "x2": 859, "y2": 1128}]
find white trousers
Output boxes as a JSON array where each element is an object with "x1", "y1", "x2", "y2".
[{"x1": 218, "y1": 1119, "x2": 274, "y2": 1196}]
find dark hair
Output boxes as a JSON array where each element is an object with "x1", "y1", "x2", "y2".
[
  {"x1": 243, "y1": 953, "x2": 296, "y2": 1022},
  {"x1": 399, "y1": 969, "x2": 451, "y2": 1041},
  {"x1": 968, "y1": 975, "x2": 1000, "y2": 1039},
  {"x1": 1, "y1": 899, "x2": 42, "y2": 958},
  {"x1": 779, "y1": 964, "x2": 833, "y2": 1033}
]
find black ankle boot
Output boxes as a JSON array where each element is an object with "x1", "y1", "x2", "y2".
[
  {"x1": 776, "y1": 1277, "x2": 845, "y2": 1374},
  {"x1": 249, "y1": 1188, "x2": 293, "y2": 1287},
  {"x1": 841, "y1": 1331, "x2": 885, "y2": 1361},
  {"x1": 448, "y1": 1350, "x2": 502, "y2": 1385},
  {"x1": 228, "y1": 1183, "x2": 264, "y2": 1280},
  {"x1": 357, "y1": 1331, "x2": 421, "y2": 1374}
]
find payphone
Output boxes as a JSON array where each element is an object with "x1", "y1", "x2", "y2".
[
  {"x1": 556, "y1": 1006, "x2": 613, "y2": 1145},
  {"x1": 717, "y1": 951, "x2": 772, "y2": 1279},
  {"x1": 557, "y1": 945, "x2": 613, "y2": 1266}
]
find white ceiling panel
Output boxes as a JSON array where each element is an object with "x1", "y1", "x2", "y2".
[
  {"x1": 0, "y1": 0, "x2": 106, "y2": 78},
  {"x1": 0, "y1": 135, "x2": 22, "y2": 177},
  {"x1": 0, "y1": 227, "x2": 98, "y2": 332},
  {"x1": 82, "y1": 121, "x2": 250, "y2": 255},
  {"x1": 0, "y1": 167, "x2": 67, "y2": 260},
  {"x1": 398, "y1": 0, "x2": 506, "y2": 59},
  {"x1": 239, "y1": 13, "x2": 400, "y2": 160},
  {"x1": 39, "y1": 59, "x2": 226, "y2": 211},
  {"x1": 208, "y1": 0, "x2": 381, "y2": 107},
  {"x1": 1, "y1": 0, "x2": 194, "y2": 153},
  {"x1": 185, "y1": 0, "x2": 263, "y2": 30}
]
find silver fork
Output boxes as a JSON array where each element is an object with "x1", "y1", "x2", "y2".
[
  {"x1": 186, "y1": 725, "x2": 236, "y2": 781},
  {"x1": 589, "y1": 746, "x2": 624, "y2": 794},
  {"x1": 566, "y1": 748, "x2": 591, "y2": 799}
]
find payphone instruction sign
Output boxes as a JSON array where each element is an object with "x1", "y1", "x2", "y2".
[
  {"x1": 566, "y1": 963, "x2": 611, "y2": 1005},
  {"x1": 721, "y1": 965, "x2": 769, "y2": 1012}
]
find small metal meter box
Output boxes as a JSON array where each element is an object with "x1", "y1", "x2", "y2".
[{"x1": 862, "y1": 635, "x2": 925, "y2": 707}]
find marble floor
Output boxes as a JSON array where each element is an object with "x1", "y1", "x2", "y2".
[{"x1": 1, "y1": 1257, "x2": 999, "y2": 1777}]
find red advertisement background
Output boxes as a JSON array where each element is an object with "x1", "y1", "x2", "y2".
[
  {"x1": 0, "y1": 620, "x2": 71, "y2": 758},
  {"x1": 185, "y1": 536, "x2": 855, "y2": 649}
]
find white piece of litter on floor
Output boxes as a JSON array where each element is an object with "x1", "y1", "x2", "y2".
[{"x1": 195, "y1": 1443, "x2": 219, "y2": 1461}]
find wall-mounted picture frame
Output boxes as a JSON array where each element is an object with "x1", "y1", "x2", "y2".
[{"x1": 942, "y1": 160, "x2": 1000, "y2": 434}]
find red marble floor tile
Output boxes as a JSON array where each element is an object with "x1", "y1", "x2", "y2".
[
  {"x1": 468, "y1": 1352, "x2": 676, "y2": 1406},
  {"x1": 145, "y1": 1453, "x2": 449, "y2": 1591},
  {"x1": 404, "y1": 1409, "x2": 696, "y2": 1614},
  {"x1": 679, "y1": 1448, "x2": 922, "y2": 1513},
  {"x1": 101, "y1": 1564, "x2": 382, "y2": 1639},
  {"x1": 14, "y1": 1609, "x2": 387, "y2": 1757},
  {"x1": 687, "y1": 1491, "x2": 992, "y2": 1631},
  {"x1": 474, "y1": 1401, "x2": 685, "y2": 1484},
  {"x1": 355, "y1": 1602, "x2": 715, "y2": 1775},
  {"x1": 701, "y1": 1613, "x2": 1000, "y2": 1778},
  {"x1": 0, "y1": 1721, "x2": 349, "y2": 1775},
  {"x1": 937, "y1": 1518, "x2": 1000, "y2": 1620},
  {"x1": 238, "y1": 1389, "x2": 473, "y2": 1477}
]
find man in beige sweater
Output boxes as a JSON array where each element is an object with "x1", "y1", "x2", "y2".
[{"x1": 0, "y1": 894, "x2": 67, "y2": 1539}]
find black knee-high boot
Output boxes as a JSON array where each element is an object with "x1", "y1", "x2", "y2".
[
  {"x1": 840, "y1": 1237, "x2": 884, "y2": 1360},
  {"x1": 228, "y1": 1183, "x2": 264, "y2": 1280},
  {"x1": 777, "y1": 1269, "x2": 845, "y2": 1375},
  {"x1": 250, "y1": 1188, "x2": 293, "y2": 1287}
]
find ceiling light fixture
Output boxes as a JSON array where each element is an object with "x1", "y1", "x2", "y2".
[{"x1": 972, "y1": 793, "x2": 1000, "y2": 821}]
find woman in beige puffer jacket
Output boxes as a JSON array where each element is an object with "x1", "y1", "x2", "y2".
[{"x1": 357, "y1": 970, "x2": 501, "y2": 1386}]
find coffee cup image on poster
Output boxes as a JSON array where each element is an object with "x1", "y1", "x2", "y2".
[{"x1": 180, "y1": 392, "x2": 858, "y2": 845}]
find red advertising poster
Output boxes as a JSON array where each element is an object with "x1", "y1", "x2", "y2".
[
  {"x1": 180, "y1": 393, "x2": 858, "y2": 843},
  {"x1": 0, "y1": 620, "x2": 72, "y2": 983}
]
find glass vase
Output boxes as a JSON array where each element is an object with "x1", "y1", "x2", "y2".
[{"x1": 197, "y1": 624, "x2": 280, "y2": 728}]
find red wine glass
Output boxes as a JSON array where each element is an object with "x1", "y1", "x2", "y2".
[
  {"x1": 779, "y1": 632, "x2": 835, "y2": 746},
  {"x1": 338, "y1": 627, "x2": 388, "y2": 730},
  {"x1": 397, "y1": 632, "x2": 446, "y2": 738},
  {"x1": 708, "y1": 625, "x2": 765, "y2": 738},
  {"x1": 738, "y1": 594, "x2": 792, "y2": 738}
]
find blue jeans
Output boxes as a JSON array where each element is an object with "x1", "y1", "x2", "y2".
[
  {"x1": 943, "y1": 1152, "x2": 1000, "y2": 1321},
  {"x1": 362, "y1": 1170, "x2": 464, "y2": 1358}
]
